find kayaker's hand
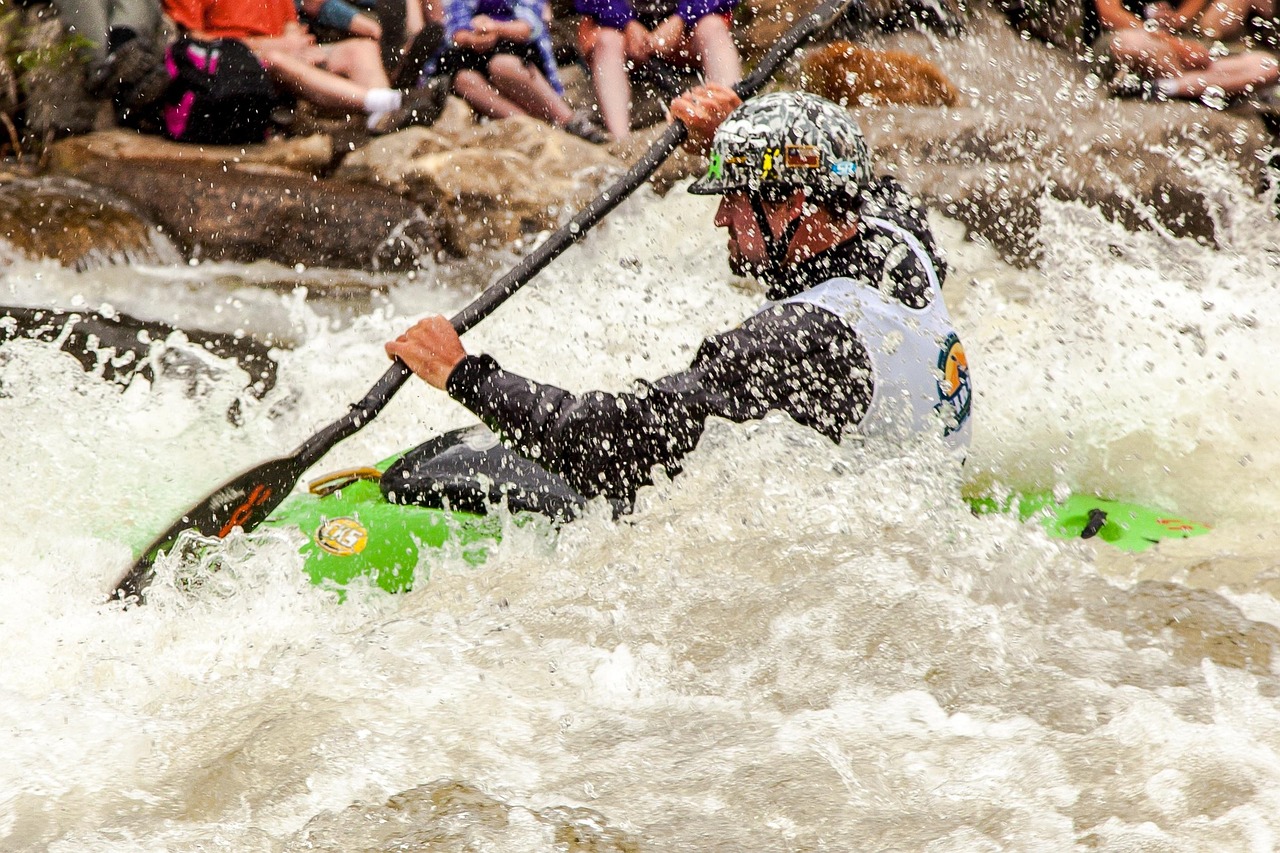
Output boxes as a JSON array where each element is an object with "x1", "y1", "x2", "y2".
[
  {"x1": 669, "y1": 83, "x2": 741, "y2": 155},
  {"x1": 387, "y1": 316, "x2": 467, "y2": 390}
]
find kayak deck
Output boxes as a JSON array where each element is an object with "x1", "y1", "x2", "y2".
[
  {"x1": 967, "y1": 491, "x2": 1211, "y2": 553},
  {"x1": 261, "y1": 428, "x2": 1212, "y2": 593}
]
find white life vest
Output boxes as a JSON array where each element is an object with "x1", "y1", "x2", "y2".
[{"x1": 776, "y1": 215, "x2": 973, "y2": 451}]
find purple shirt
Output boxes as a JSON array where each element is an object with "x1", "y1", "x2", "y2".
[{"x1": 574, "y1": 0, "x2": 737, "y2": 31}]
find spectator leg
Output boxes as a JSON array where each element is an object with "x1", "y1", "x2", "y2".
[
  {"x1": 689, "y1": 14, "x2": 742, "y2": 86},
  {"x1": 1110, "y1": 29, "x2": 1187, "y2": 79},
  {"x1": 588, "y1": 28, "x2": 632, "y2": 139},
  {"x1": 1197, "y1": 0, "x2": 1276, "y2": 40},
  {"x1": 321, "y1": 38, "x2": 394, "y2": 89},
  {"x1": 1160, "y1": 50, "x2": 1280, "y2": 97},
  {"x1": 487, "y1": 55, "x2": 574, "y2": 125},
  {"x1": 452, "y1": 68, "x2": 525, "y2": 118},
  {"x1": 260, "y1": 50, "x2": 377, "y2": 112}
]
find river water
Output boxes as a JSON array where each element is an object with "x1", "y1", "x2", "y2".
[{"x1": 3, "y1": 171, "x2": 1280, "y2": 851}]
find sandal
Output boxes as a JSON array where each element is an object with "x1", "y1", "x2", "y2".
[{"x1": 563, "y1": 109, "x2": 611, "y2": 144}]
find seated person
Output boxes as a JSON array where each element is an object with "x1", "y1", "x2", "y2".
[
  {"x1": 1093, "y1": 0, "x2": 1280, "y2": 102},
  {"x1": 575, "y1": 0, "x2": 742, "y2": 140},
  {"x1": 421, "y1": 0, "x2": 608, "y2": 141},
  {"x1": 163, "y1": 0, "x2": 445, "y2": 133}
]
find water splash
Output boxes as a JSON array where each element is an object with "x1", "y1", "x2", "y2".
[{"x1": 3, "y1": 182, "x2": 1280, "y2": 850}]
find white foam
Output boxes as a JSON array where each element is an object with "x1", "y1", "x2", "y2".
[{"x1": 3, "y1": 181, "x2": 1280, "y2": 850}]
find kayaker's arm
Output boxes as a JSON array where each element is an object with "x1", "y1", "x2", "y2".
[{"x1": 440, "y1": 303, "x2": 873, "y2": 505}]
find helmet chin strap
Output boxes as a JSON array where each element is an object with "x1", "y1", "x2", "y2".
[{"x1": 749, "y1": 194, "x2": 803, "y2": 297}]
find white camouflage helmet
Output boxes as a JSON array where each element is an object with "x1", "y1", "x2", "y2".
[{"x1": 688, "y1": 91, "x2": 872, "y2": 201}]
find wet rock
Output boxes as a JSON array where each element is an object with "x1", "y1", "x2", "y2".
[
  {"x1": 800, "y1": 41, "x2": 962, "y2": 107},
  {"x1": 48, "y1": 128, "x2": 336, "y2": 178},
  {"x1": 337, "y1": 104, "x2": 622, "y2": 253},
  {"x1": 0, "y1": 306, "x2": 278, "y2": 425},
  {"x1": 0, "y1": 174, "x2": 175, "y2": 268},
  {"x1": 46, "y1": 130, "x2": 444, "y2": 270}
]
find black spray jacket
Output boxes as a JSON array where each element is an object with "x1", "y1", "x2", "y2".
[{"x1": 446, "y1": 176, "x2": 947, "y2": 505}]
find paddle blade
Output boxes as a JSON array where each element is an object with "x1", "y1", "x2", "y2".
[{"x1": 113, "y1": 454, "x2": 306, "y2": 602}]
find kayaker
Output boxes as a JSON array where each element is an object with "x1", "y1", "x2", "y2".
[{"x1": 386, "y1": 83, "x2": 973, "y2": 506}]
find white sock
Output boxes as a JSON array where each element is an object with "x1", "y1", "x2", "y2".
[{"x1": 363, "y1": 88, "x2": 403, "y2": 127}]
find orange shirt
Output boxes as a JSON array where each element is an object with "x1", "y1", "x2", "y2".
[{"x1": 164, "y1": 0, "x2": 299, "y2": 39}]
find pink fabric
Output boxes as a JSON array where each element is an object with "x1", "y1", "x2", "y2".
[{"x1": 165, "y1": 90, "x2": 197, "y2": 138}]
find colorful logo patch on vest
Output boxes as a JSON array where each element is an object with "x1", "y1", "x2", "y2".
[
  {"x1": 830, "y1": 160, "x2": 861, "y2": 177},
  {"x1": 935, "y1": 332, "x2": 971, "y2": 436},
  {"x1": 785, "y1": 144, "x2": 821, "y2": 168},
  {"x1": 316, "y1": 517, "x2": 369, "y2": 556}
]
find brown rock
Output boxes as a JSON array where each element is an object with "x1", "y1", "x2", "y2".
[
  {"x1": 0, "y1": 175, "x2": 173, "y2": 268},
  {"x1": 800, "y1": 41, "x2": 961, "y2": 107},
  {"x1": 49, "y1": 129, "x2": 335, "y2": 177},
  {"x1": 48, "y1": 131, "x2": 445, "y2": 269},
  {"x1": 337, "y1": 113, "x2": 622, "y2": 253}
]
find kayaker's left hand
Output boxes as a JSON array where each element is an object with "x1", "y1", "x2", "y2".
[
  {"x1": 387, "y1": 316, "x2": 467, "y2": 390},
  {"x1": 669, "y1": 83, "x2": 741, "y2": 156}
]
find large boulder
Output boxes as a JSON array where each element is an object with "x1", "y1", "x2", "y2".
[
  {"x1": 46, "y1": 130, "x2": 446, "y2": 270},
  {"x1": 336, "y1": 101, "x2": 623, "y2": 253},
  {"x1": 0, "y1": 173, "x2": 175, "y2": 268}
]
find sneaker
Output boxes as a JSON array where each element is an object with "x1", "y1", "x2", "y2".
[
  {"x1": 1108, "y1": 72, "x2": 1166, "y2": 102},
  {"x1": 632, "y1": 58, "x2": 684, "y2": 100},
  {"x1": 563, "y1": 108, "x2": 611, "y2": 144},
  {"x1": 393, "y1": 22, "x2": 445, "y2": 90},
  {"x1": 370, "y1": 77, "x2": 449, "y2": 135},
  {"x1": 86, "y1": 37, "x2": 162, "y2": 100},
  {"x1": 1199, "y1": 86, "x2": 1230, "y2": 111}
]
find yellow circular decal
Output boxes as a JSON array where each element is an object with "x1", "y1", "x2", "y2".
[{"x1": 315, "y1": 517, "x2": 368, "y2": 556}]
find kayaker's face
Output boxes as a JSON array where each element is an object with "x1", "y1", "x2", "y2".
[{"x1": 714, "y1": 192, "x2": 768, "y2": 277}]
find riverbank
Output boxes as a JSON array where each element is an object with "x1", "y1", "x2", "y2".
[{"x1": 1, "y1": 0, "x2": 1277, "y2": 275}]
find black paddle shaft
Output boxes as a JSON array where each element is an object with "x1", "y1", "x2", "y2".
[{"x1": 112, "y1": 0, "x2": 858, "y2": 602}]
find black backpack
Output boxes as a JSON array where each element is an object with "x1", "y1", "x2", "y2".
[{"x1": 161, "y1": 37, "x2": 277, "y2": 144}]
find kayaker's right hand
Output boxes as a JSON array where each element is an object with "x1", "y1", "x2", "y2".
[{"x1": 387, "y1": 316, "x2": 467, "y2": 390}]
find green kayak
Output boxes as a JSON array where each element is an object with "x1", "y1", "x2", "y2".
[{"x1": 263, "y1": 426, "x2": 1212, "y2": 594}]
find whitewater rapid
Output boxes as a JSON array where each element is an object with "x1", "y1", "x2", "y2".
[{"x1": 3, "y1": 177, "x2": 1280, "y2": 851}]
